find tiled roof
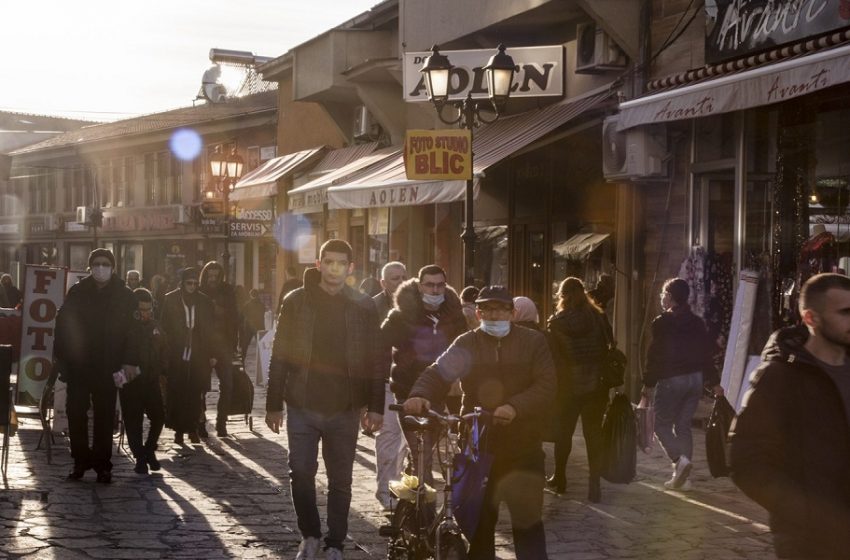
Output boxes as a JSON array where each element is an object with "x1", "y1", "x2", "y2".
[{"x1": 10, "y1": 90, "x2": 277, "y2": 155}]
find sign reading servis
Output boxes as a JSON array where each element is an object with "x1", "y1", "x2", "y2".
[{"x1": 403, "y1": 45, "x2": 564, "y2": 102}]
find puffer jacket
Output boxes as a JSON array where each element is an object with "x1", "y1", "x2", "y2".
[
  {"x1": 267, "y1": 268, "x2": 386, "y2": 414},
  {"x1": 410, "y1": 325, "x2": 556, "y2": 463},
  {"x1": 643, "y1": 305, "x2": 719, "y2": 388},
  {"x1": 729, "y1": 326, "x2": 850, "y2": 558},
  {"x1": 54, "y1": 275, "x2": 139, "y2": 383},
  {"x1": 547, "y1": 306, "x2": 607, "y2": 396},
  {"x1": 382, "y1": 279, "x2": 467, "y2": 401}
]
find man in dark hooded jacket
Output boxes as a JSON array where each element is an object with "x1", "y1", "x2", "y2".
[
  {"x1": 730, "y1": 273, "x2": 850, "y2": 559},
  {"x1": 54, "y1": 248, "x2": 140, "y2": 483},
  {"x1": 381, "y1": 264, "x2": 467, "y2": 485}
]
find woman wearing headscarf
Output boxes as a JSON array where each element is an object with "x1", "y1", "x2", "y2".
[
  {"x1": 160, "y1": 268, "x2": 214, "y2": 444},
  {"x1": 512, "y1": 296, "x2": 540, "y2": 330},
  {"x1": 546, "y1": 277, "x2": 610, "y2": 502}
]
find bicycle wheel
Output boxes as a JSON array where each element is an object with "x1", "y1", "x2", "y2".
[
  {"x1": 387, "y1": 500, "x2": 425, "y2": 560},
  {"x1": 437, "y1": 529, "x2": 467, "y2": 560}
]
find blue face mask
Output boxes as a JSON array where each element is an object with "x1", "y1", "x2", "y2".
[{"x1": 480, "y1": 319, "x2": 511, "y2": 338}]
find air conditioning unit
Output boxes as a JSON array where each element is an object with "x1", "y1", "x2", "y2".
[
  {"x1": 575, "y1": 22, "x2": 628, "y2": 74},
  {"x1": 176, "y1": 205, "x2": 193, "y2": 224},
  {"x1": 602, "y1": 115, "x2": 667, "y2": 181},
  {"x1": 75, "y1": 206, "x2": 89, "y2": 225},
  {"x1": 353, "y1": 105, "x2": 379, "y2": 140}
]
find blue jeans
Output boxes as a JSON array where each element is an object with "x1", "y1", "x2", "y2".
[
  {"x1": 286, "y1": 406, "x2": 361, "y2": 550},
  {"x1": 653, "y1": 371, "x2": 703, "y2": 463}
]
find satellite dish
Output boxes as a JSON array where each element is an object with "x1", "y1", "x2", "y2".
[{"x1": 200, "y1": 63, "x2": 245, "y2": 103}]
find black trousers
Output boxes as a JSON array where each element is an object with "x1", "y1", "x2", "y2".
[
  {"x1": 211, "y1": 352, "x2": 233, "y2": 425},
  {"x1": 119, "y1": 378, "x2": 164, "y2": 460},
  {"x1": 67, "y1": 377, "x2": 117, "y2": 473},
  {"x1": 552, "y1": 388, "x2": 609, "y2": 480}
]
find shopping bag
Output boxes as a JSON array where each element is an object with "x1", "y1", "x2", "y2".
[
  {"x1": 601, "y1": 393, "x2": 637, "y2": 484},
  {"x1": 634, "y1": 395, "x2": 655, "y2": 453},
  {"x1": 705, "y1": 395, "x2": 736, "y2": 478},
  {"x1": 451, "y1": 415, "x2": 493, "y2": 543}
]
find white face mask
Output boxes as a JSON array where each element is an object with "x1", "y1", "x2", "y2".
[
  {"x1": 480, "y1": 319, "x2": 511, "y2": 338},
  {"x1": 422, "y1": 293, "x2": 445, "y2": 308},
  {"x1": 91, "y1": 265, "x2": 112, "y2": 283}
]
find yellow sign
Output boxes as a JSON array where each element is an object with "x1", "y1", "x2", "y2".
[{"x1": 404, "y1": 129, "x2": 472, "y2": 181}]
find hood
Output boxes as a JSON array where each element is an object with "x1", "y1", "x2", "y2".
[
  {"x1": 302, "y1": 266, "x2": 363, "y2": 303},
  {"x1": 761, "y1": 325, "x2": 821, "y2": 366},
  {"x1": 393, "y1": 278, "x2": 462, "y2": 320}
]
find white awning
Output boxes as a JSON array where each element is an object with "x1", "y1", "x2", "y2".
[
  {"x1": 618, "y1": 43, "x2": 850, "y2": 130},
  {"x1": 288, "y1": 146, "x2": 396, "y2": 213},
  {"x1": 327, "y1": 90, "x2": 611, "y2": 209},
  {"x1": 231, "y1": 147, "x2": 325, "y2": 201},
  {"x1": 553, "y1": 233, "x2": 610, "y2": 259}
]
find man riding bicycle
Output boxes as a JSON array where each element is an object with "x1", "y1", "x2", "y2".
[{"x1": 403, "y1": 286, "x2": 556, "y2": 560}]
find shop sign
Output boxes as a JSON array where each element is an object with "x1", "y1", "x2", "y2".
[
  {"x1": 404, "y1": 129, "x2": 472, "y2": 181},
  {"x1": 288, "y1": 189, "x2": 327, "y2": 213},
  {"x1": 64, "y1": 222, "x2": 87, "y2": 233},
  {"x1": 297, "y1": 234, "x2": 317, "y2": 264},
  {"x1": 0, "y1": 223, "x2": 19, "y2": 234},
  {"x1": 705, "y1": 1, "x2": 850, "y2": 64},
  {"x1": 231, "y1": 207, "x2": 273, "y2": 221},
  {"x1": 403, "y1": 45, "x2": 564, "y2": 102},
  {"x1": 101, "y1": 207, "x2": 178, "y2": 232},
  {"x1": 230, "y1": 220, "x2": 271, "y2": 239},
  {"x1": 17, "y1": 265, "x2": 66, "y2": 406},
  {"x1": 200, "y1": 216, "x2": 224, "y2": 234}
]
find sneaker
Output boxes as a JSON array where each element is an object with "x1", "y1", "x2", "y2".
[
  {"x1": 664, "y1": 479, "x2": 694, "y2": 491},
  {"x1": 665, "y1": 456, "x2": 692, "y2": 489},
  {"x1": 325, "y1": 546, "x2": 344, "y2": 560},
  {"x1": 295, "y1": 536, "x2": 321, "y2": 560}
]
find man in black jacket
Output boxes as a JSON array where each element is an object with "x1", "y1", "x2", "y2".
[
  {"x1": 265, "y1": 239, "x2": 384, "y2": 560},
  {"x1": 199, "y1": 261, "x2": 239, "y2": 437},
  {"x1": 730, "y1": 273, "x2": 850, "y2": 559},
  {"x1": 404, "y1": 286, "x2": 556, "y2": 560},
  {"x1": 54, "y1": 248, "x2": 140, "y2": 483}
]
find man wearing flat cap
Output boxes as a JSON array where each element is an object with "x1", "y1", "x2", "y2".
[
  {"x1": 403, "y1": 285, "x2": 556, "y2": 559},
  {"x1": 55, "y1": 248, "x2": 141, "y2": 483}
]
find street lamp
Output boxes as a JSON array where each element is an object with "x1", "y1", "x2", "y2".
[
  {"x1": 420, "y1": 44, "x2": 515, "y2": 287},
  {"x1": 207, "y1": 146, "x2": 244, "y2": 270}
]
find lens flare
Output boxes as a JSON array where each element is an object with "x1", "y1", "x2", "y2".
[{"x1": 169, "y1": 128, "x2": 203, "y2": 161}]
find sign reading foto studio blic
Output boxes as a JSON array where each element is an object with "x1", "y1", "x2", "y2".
[
  {"x1": 403, "y1": 45, "x2": 564, "y2": 102},
  {"x1": 404, "y1": 129, "x2": 472, "y2": 181}
]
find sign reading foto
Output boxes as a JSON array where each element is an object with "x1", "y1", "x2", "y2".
[
  {"x1": 404, "y1": 129, "x2": 472, "y2": 181},
  {"x1": 17, "y1": 265, "x2": 66, "y2": 406}
]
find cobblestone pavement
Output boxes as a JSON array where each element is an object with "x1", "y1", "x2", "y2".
[{"x1": 1, "y1": 377, "x2": 774, "y2": 559}]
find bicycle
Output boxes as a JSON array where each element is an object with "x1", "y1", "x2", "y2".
[{"x1": 380, "y1": 403, "x2": 487, "y2": 560}]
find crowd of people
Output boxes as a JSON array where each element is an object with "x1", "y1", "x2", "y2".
[{"x1": 48, "y1": 242, "x2": 850, "y2": 560}]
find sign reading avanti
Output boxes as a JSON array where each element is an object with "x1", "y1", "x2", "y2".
[{"x1": 403, "y1": 45, "x2": 564, "y2": 102}]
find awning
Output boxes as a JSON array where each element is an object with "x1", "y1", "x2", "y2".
[
  {"x1": 553, "y1": 233, "x2": 610, "y2": 259},
  {"x1": 230, "y1": 147, "x2": 325, "y2": 201},
  {"x1": 288, "y1": 146, "x2": 396, "y2": 213},
  {"x1": 327, "y1": 89, "x2": 613, "y2": 209},
  {"x1": 618, "y1": 43, "x2": 850, "y2": 130}
]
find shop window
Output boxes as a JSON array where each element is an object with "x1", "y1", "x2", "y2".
[
  {"x1": 513, "y1": 157, "x2": 551, "y2": 218},
  {"x1": 368, "y1": 207, "x2": 389, "y2": 279},
  {"x1": 473, "y1": 225, "x2": 508, "y2": 287},
  {"x1": 124, "y1": 156, "x2": 135, "y2": 207},
  {"x1": 144, "y1": 153, "x2": 156, "y2": 205},
  {"x1": 171, "y1": 155, "x2": 182, "y2": 204},
  {"x1": 156, "y1": 152, "x2": 169, "y2": 205},
  {"x1": 112, "y1": 158, "x2": 124, "y2": 207},
  {"x1": 695, "y1": 113, "x2": 736, "y2": 162}
]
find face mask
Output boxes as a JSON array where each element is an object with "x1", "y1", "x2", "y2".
[
  {"x1": 422, "y1": 293, "x2": 445, "y2": 307},
  {"x1": 91, "y1": 265, "x2": 112, "y2": 283},
  {"x1": 480, "y1": 319, "x2": 511, "y2": 338}
]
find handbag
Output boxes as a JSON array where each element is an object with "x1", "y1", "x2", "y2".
[
  {"x1": 601, "y1": 393, "x2": 637, "y2": 484},
  {"x1": 595, "y1": 313, "x2": 626, "y2": 389},
  {"x1": 705, "y1": 395, "x2": 736, "y2": 478}
]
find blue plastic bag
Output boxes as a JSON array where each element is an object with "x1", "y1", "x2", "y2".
[{"x1": 451, "y1": 415, "x2": 493, "y2": 543}]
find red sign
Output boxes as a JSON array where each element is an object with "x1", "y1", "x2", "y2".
[{"x1": 17, "y1": 265, "x2": 66, "y2": 406}]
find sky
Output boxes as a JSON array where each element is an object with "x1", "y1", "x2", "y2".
[{"x1": 0, "y1": 0, "x2": 381, "y2": 122}]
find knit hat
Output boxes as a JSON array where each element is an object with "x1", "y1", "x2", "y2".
[{"x1": 88, "y1": 248, "x2": 115, "y2": 268}]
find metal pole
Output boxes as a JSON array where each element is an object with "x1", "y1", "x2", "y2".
[
  {"x1": 460, "y1": 95, "x2": 477, "y2": 288},
  {"x1": 222, "y1": 180, "x2": 231, "y2": 271}
]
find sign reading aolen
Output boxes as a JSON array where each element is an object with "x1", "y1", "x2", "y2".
[
  {"x1": 405, "y1": 129, "x2": 472, "y2": 181},
  {"x1": 17, "y1": 265, "x2": 66, "y2": 406}
]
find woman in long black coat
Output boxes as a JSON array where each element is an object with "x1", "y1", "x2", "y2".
[
  {"x1": 546, "y1": 277, "x2": 610, "y2": 503},
  {"x1": 160, "y1": 268, "x2": 214, "y2": 444}
]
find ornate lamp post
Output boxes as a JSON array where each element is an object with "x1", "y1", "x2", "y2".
[
  {"x1": 420, "y1": 44, "x2": 515, "y2": 287},
  {"x1": 207, "y1": 147, "x2": 244, "y2": 270}
]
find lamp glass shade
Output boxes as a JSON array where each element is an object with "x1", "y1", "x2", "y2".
[
  {"x1": 209, "y1": 154, "x2": 227, "y2": 178},
  {"x1": 483, "y1": 45, "x2": 515, "y2": 103},
  {"x1": 226, "y1": 153, "x2": 244, "y2": 180},
  {"x1": 420, "y1": 46, "x2": 452, "y2": 103}
]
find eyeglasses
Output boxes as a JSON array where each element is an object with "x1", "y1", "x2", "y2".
[
  {"x1": 184, "y1": 280, "x2": 198, "y2": 286},
  {"x1": 421, "y1": 282, "x2": 447, "y2": 289}
]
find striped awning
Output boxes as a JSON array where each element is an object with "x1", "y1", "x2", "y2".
[
  {"x1": 231, "y1": 147, "x2": 325, "y2": 201},
  {"x1": 327, "y1": 89, "x2": 613, "y2": 209}
]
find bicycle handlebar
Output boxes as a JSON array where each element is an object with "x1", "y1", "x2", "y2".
[{"x1": 389, "y1": 402, "x2": 490, "y2": 425}]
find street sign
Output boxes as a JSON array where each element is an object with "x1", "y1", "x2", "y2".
[{"x1": 230, "y1": 220, "x2": 271, "y2": 239}]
